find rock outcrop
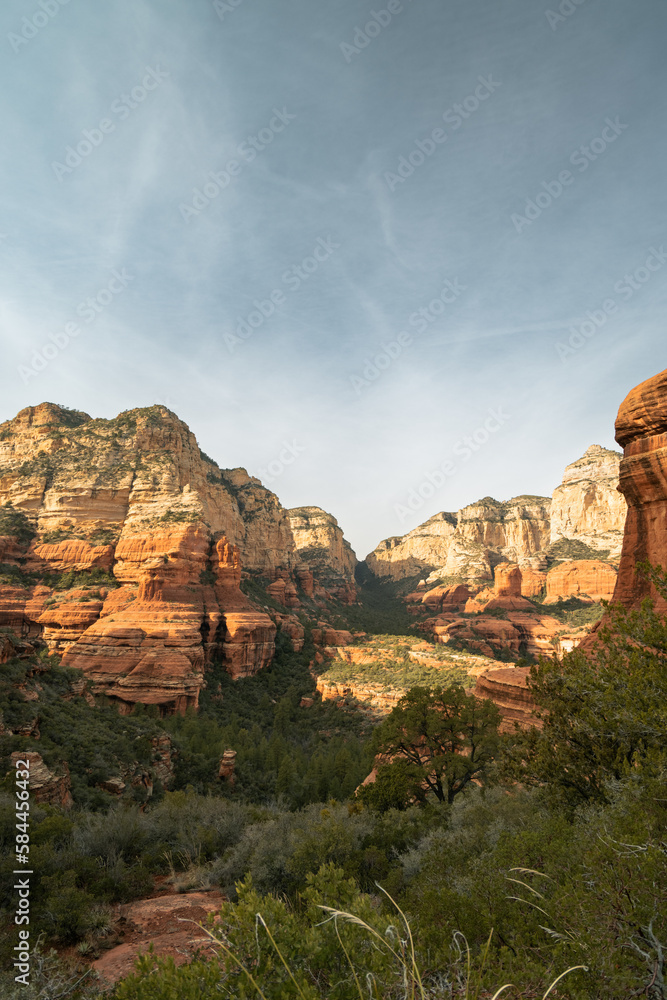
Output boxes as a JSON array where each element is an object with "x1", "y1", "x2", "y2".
[
  {"x1": 92, "y1": 891, "x2": 224, "y2": 987},
  {"x1": 494, "y1": 563, "x2": 522, "y2": 597},
  {"x1": 288, "y1": 506, "x2": 357, "y2": 599},
  {"x1": 612, "y1": 368, "x2": 667, "y2": 611},
  {"x1": 473, "y1": 667, "x2": 537, "y2": 731},
  {"x1": 0, "y1": 403, "x2": 357, "y2": 710},
  {"x1": 456, "y1": 496, "x2": 552, "y2": 564},
  {"x1": 545, "y1": 560, "x2": 617, "y2": 603},
  {"x1": 0, "y1": 403, "x2": 296, "y2": 575},
  {"x1": 367, "y1": 497, "x2": 552, "y2": 583},
  {"x1": 550, "y1": 445, "x2": 626, "y2": 558},
  {"x1": 366, "y1": 447, "x2": 627, "y2": 584},
  {"x1": 365, "y1": 513, "x2": 458, "y2": 581}
]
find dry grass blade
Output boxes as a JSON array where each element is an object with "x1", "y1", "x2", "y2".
[
  {"x1": 505, "y1": 896, "x2": 551, "y2": 919},
  {"x1": 489, "y1": 986, "x2": 514, "y2": 1000},
  {"x1": 194, "y1": 921, "x2": 269, "y2": 1000},
  {"x1": 376, "y1": 883, "x2": 426, "y2": 1000},
  {"x1": 508, "y1": 867, "x2": 555, "y2": 881},
  {"x1": 505, "y1": 877, "x2": 545, "y2": 900},
  {"x1": 541, "y1": 965, "x2": 589, "y2": 999},
  {"x1": 256, "y1": 913, "x2": 310, "y2": 1000},
  {"x1": 318, "y1": 905, "x2": 406, "y2": 968},
  {"x1": 334, "y1": 918, "x2": 365, "y2": 1000}
]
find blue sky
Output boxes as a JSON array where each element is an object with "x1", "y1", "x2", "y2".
[{"x1": 0, "y1": 0, "x2": 665, "y2": 558}]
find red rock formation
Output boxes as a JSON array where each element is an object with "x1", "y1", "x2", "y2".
[
  {"x1": 27, "y1": 539, "x2": 114, "y2": 573},
  {"x1": 316, "y1": 675, "x2": 404, "y2": 714},
  {"x1": 494, "y1": 563, "x2": 522, "y2": 597},
  {"x1": 296, "y1": 566, "x2": 314, "y2": 596},
  {"x1": 218, "y1": 749, "x2": 237, "y2": 783},
  {"x1": 61, "y1": 531, "x2": 275, "y2": 710},
  {"x1": 519, "y1": 566, "x2": 547, "y2": 598},
  {"x1": 151, "y1": 735, "x2": 176, "y2": 788},
  {"x1": 432, "y1": 602, "x2": 562, "y2": 660},
  {"x1": 267, "y1": 577, "x2": 300, "y2": 608},
  {"x1": 92, "y1": 892, "x2": 223, "y2": 987},
  {"x1": 37, "y1": 594, "x2": 104, "y2": 654},
  {"x1": 273, "y1": 613, "x2": 305, "y2": 652},
  {"x1": 474, "y1": 667, "x2": 538, "y2": 731},
  {"x1": 0, "y1": 535, "x2": 26, "y2": 564},
  {"x1": 545, "y1": 560, "x2": 617, "y2": 603},
  {"x1": 612, "y1": 368, "x2": 667, "y2": 611},
  {"x1": 421, "y1": 583, "x2": 470, "y2": 613},
  {"x1": 312, "y1": 626, "x2": 353, "y2": 647}
]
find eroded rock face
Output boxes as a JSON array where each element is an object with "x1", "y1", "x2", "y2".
[
  {"x1": 60, "y1": 532, "x2": 276, "y2": 708},
  {"x1": 494, "y1": 563, "x2": 522, "y2": 597},
  {"x1": 612, "y1": 368, "x2": 667, "y2": 610},
  {"x1": 0, "y1": 403, "x2": 378, "y2": 708},
  {"x1": 550, "y1": 445, "x2": 626, "y2": 558},
  {"x1": 0, "y1": 403, "x2": 294, "y2": 576},
  {"x1": 92, "y1": 892, "x2": 223, "y2": 987},
  {"x1": 545, "y1": 560, "x2": 617, "y2": 603},
  {"x1": 288, "y1": 506, "x2": 357, "y2": 588},
  {"x1": 457, "y1": 496, "x2": 551, "y2": 564},
  {"x1": 366, "y1": 498, "x2": 551, "y2": 583},
  {"x1": 474, "y1": 667, "x2": 537, "y2": 731},
  {"x1": 366, "y1": 448, "x2": 627, "y2": 584},
  {"x1": 366, "y1": 512, "x2": 459, "y2": 581}
]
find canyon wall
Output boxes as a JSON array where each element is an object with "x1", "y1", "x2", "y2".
[
  {"x1": 550, "y1": 445, "x2": 626, "y2": 558},
  {"x1": 288, "y1": 505, "x2": 357, "y2": 601},
  {"x1": 366, "y1": 446, "x2": 625, "y2": 584},
  {"x1": 611, "y1": 367, "x2": 667, "y2": 611},
  {"x1": 0, "y1": 403, "x2": 357, "y2": 712}
]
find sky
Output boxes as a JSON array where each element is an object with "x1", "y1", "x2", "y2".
[{"x1": 0, "y1": 0, "x2": 665, "y2": 560}]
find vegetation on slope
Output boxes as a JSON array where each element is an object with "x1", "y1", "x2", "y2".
[{"x1": 0, "y1": 571, "x2": 666, "y2": 998}]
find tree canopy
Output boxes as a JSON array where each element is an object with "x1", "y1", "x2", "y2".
[
  {"x1": 361, "y1": 685, "x2": 501, "y2": 809},
  {"x1": 502, "y1": 563, "x2": 667, "y2": 808}
]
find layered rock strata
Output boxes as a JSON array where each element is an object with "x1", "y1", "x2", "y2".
[
  {"x1": 612, "y1": 368, "x2": 667, "y2": 611},
  {"x1": 545, "y1": 560, "x2": 617, "y2": 603},
  {"x1": 288, "y1": 506, "x2": 357, "y2": 601},
  {"x1": 0, "y1": 403, "x2": 357, "y2": 710},
  {"x1": 473, "y1": 667, "x2": 537, "y2": 731},
  {"x1": 10, "y1": 750, "x2": 73, "y2": 808},
  {"x1": 550, "y1": 445, "x2": 626, "y2": 558},
  {"x1": 366, "y1": 446, "x2": 628, "y2": 584}
]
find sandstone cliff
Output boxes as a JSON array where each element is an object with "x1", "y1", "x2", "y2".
[
  {"x1": 0, "y1": 402, "x2": 296, "y2": 575},
  {"x1": 366, "y1": 497, "x2": 551, "y2": 584},
  {"x1": 365, "y1": 512, "x2": 458, "y2": 581},
  {"x1": 550, "y1": 445, "x2": 626, "y2": 557},
  {"x1": 288, "y1": 506, "x2": 357, "y2": 601},
  {"x1": 611, "y1": 367, "x2": 667, "y2": 611},
  {"x1": 366, "y1": 445, "x2": 627, "y2": 584}
]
